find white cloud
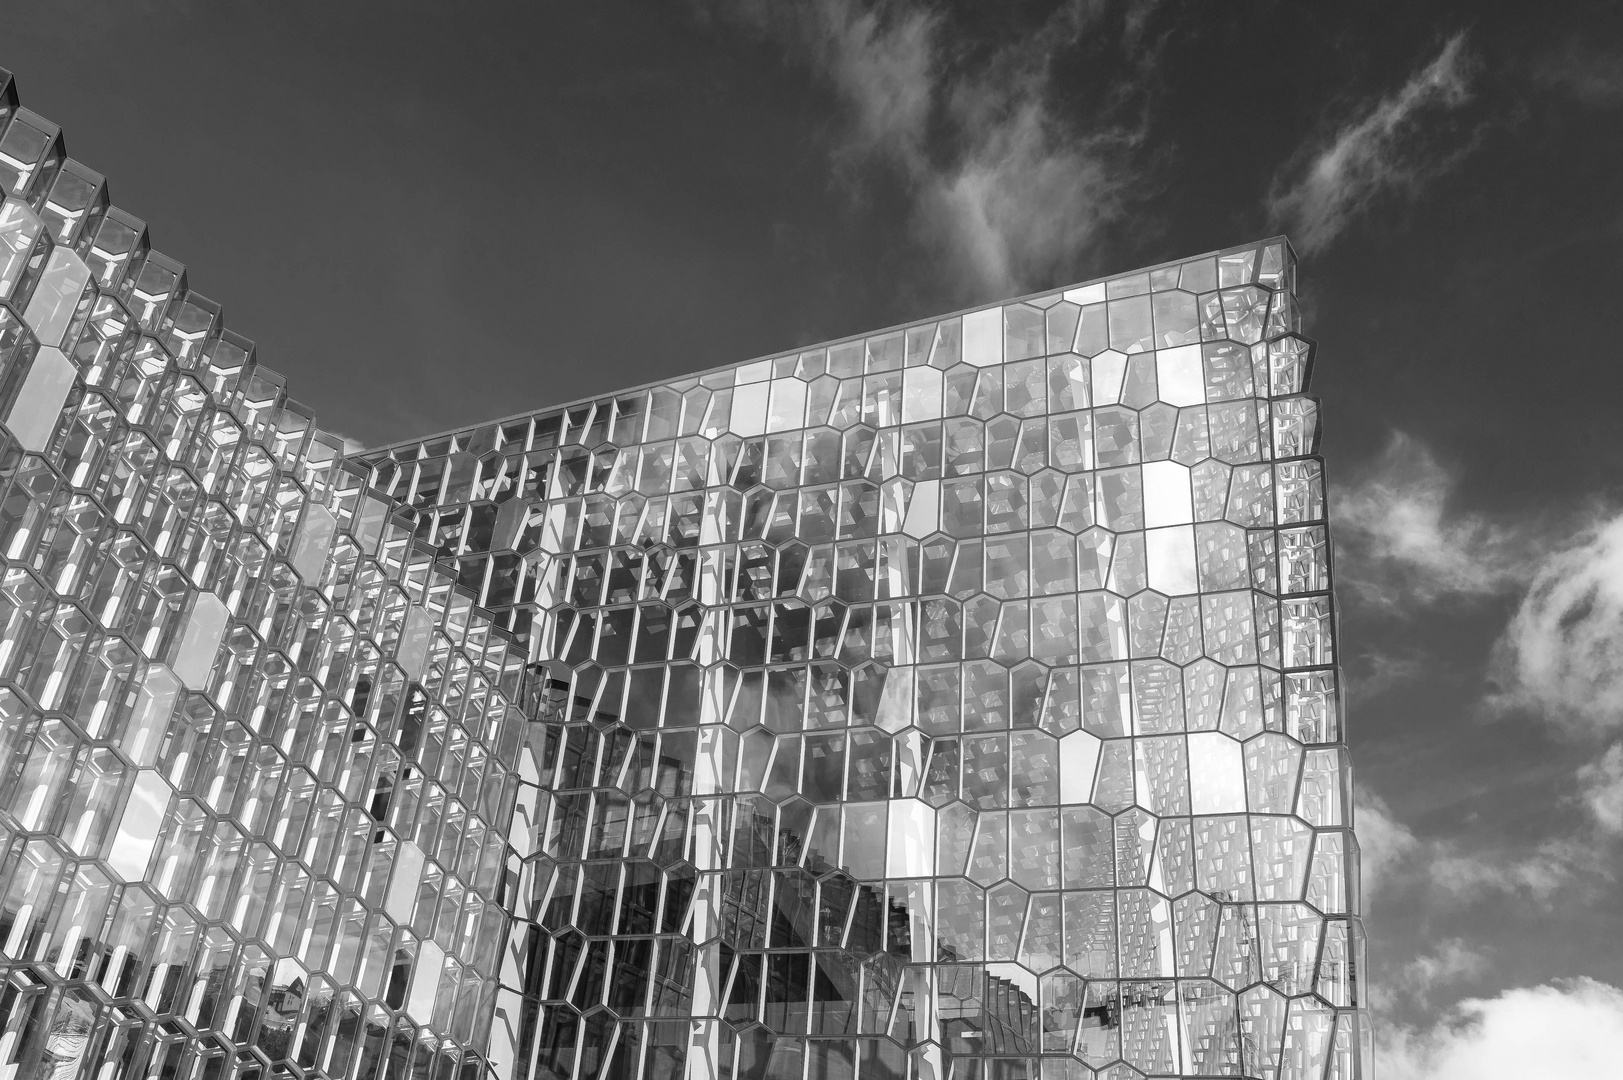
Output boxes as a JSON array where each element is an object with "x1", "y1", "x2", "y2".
[
  {"x1": 1335, "y1": 431, "x2": 1525, "y2": 607},
  {"x1": 1267, "y1": 33, "x2": 1474, "y2": 253},
  {"x1": 1380, "y1": 978, "x2": 1623, "y2": 1080},
  {"x1": 707, "y1": 0, "x2": 1146, "y2": 296},
  {"x1": 1578, "y1": 743, "x2": 1623, "y2": 833},
  {"x1": 1494, "y1": 512, "x2": 1623, "y2": 733}
]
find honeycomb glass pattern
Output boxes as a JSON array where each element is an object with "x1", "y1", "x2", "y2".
[
  {"x1": 362, "y1": 239, "x2": 1368, "y2": 1074},
  {"x1": 0, "y1": 63, "x2": 1368, "y2": 1080},
  {"x1": 0, "y1": 71, "x2": 532, "y2": 1078}
]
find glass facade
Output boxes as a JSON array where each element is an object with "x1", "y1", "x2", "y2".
[
  {"x1": 0, "y1": 72, "x2": 529, "y2": 1078},
  {"x1": 0, "y1": 67, "x2": 1366, "y2": 1080}
]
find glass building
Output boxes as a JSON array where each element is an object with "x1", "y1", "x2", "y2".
[{"x1": 0, "y1": 68, "x2": 1367, "y2": 1080}]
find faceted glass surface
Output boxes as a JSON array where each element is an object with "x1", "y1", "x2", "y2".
[
  {"x1": 0, "y1": 69, "x2": 524, "y2": 1079},
  {"x1": 363, "y1": 242, "x2": 1364, "y2": 1077},
  {"x1": 0, "y1": 63, "x2": 1366, "y2": 1080}
]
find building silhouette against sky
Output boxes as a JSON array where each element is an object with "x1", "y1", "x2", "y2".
[{"x1": 0, "y1": 68, "x2": 1367, "y2": 1080}]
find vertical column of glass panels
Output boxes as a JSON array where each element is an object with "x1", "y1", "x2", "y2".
[
  {"x1": 361, "y1": 239, "x2": 1366, "y2": 1079},
  {"x1": 0, "y1": 70, "x2": 528, "y2": 1080}
]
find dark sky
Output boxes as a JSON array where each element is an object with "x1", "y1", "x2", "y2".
[{"x1": 7, "y1": 1, "x2": 1623, "y2": 1070}]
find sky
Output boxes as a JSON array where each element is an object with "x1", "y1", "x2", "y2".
[{"x1": 6, "y1": 0, "x2": 1623, "y2": 1073}]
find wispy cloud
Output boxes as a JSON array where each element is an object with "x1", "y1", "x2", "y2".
[
  {"x1": 1578, "y1": 743, "x2": 1623, "y2": 834},
  {"x1": 1429, "y1": 838, "x2": 1591, "y2": 906},
  {"x1": 1395, "y1": 939, "x2": 1488, "y2": 996},
  {"x1": 1334, "y1": 431, "x2": 1527, "y2": 608},
  {"x1": 1340, "y1": 432, "x2": 1623, "y2": 834},
  {"x1": 704, "y1": 0, "x2": 1151, "y2": 297},
  {"x1": 1360, "y1": 793, "x2": 1620, "y2": 1071},
  {"x1": 1267, "y1": 33, "x2": 1475, "y2": 254},
  {"x1": 1371, "y1": 938, "x2": 1488, "y2": 1018},
  {"x1": 1349, "y1": 647, "x2": 1428, "y2": 698},
  {"x1": 1358, "y1": 788, "x2": 1603, "y2": 909},
  {"x1": 1536, "y1": 41, "x2": 1623, "y2": 107},
  {"x1": 1380, "y1": 978, "x2": 1623, "y2": 1080},
  {"x1": 1493, "y1": 513, "x2": 1623, "y2": 734},
  {"x1": 1354, "y1": 790, "x2": 1419, "y2": 904},
  {"x1": 1341, "y1": 430, "x2": 1623, "y2": 847}
]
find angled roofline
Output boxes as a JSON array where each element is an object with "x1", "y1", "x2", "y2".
[{"x1": 357, "y1": 234, "x2": 1295, "y2": 458}]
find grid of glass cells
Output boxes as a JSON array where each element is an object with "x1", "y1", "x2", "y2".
[
  {"x1": 0, "y1": 70, "x2": 531, "y2": 1080},
  {"x1": 364, "y1": 234, "x2": 1369, "y2": 1080}
]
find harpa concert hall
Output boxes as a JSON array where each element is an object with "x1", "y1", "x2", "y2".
[{"x1": 0, "y1": 68, "x2": 1367, "y2": 1080}]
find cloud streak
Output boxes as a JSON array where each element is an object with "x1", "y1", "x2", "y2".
[
  {"x1": 1268, "y1": 33, "x2": 1475, "y2": 253},
  {"x1": 707, "y1": 0, "x2": 1147, "y2": 297}
]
